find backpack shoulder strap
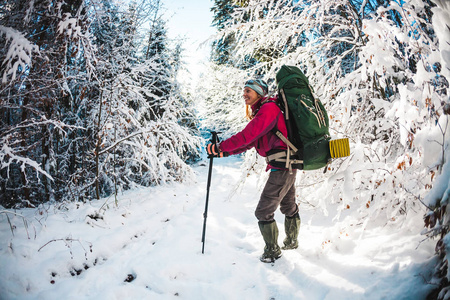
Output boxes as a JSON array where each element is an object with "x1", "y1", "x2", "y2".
[{"x1": 270, "y1": 128, "x2": 298, "y2": 153}]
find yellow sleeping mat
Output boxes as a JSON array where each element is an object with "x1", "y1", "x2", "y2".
[{"x1": 329, "y1": 138, "x2": 350, "y2": 158}]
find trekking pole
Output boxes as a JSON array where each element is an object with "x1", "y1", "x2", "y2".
[{"x1": 201, "y1": 131, "x2": 219, "y2": 254}]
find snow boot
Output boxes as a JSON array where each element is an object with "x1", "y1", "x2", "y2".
[
  {"x1": 282, "y1": 213, "x2": 300, "y2": 250},
  {"x1": 258, "y1": 220, "x2": 282, "y2": 263}
]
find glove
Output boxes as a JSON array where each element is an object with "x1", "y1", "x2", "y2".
[
  {"x1": 206, "y1": 143, "x2": 229, "y2": 158},
  {"x1": 206, "y1": 143, "x2": 219, "y2": 156}
]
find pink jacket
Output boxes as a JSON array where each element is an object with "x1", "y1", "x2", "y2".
[{"x1": 219, "y1": 96, "x2": 288, "y2": 167}]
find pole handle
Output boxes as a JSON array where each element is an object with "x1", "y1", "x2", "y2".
[{"x1": 207, "y1": 131, "x2": 220, "y2": 159}]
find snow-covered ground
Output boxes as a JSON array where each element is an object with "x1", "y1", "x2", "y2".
[{"x1": 0, "y1": 157, "x2": 437, "y2": 300}]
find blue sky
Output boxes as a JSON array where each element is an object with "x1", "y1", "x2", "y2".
[{"x1": 162, "y1": 0, "x2": 215, "y2": 79}]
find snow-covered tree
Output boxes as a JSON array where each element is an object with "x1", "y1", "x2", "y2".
[
  {"x1": 0, "y1": 0, "x2": 202, "y2": 206},
  {"x1": 76, "y1": 0, "x2": 201, "y2": 201},
  {"x1": 0, "y1": 0, "x2": 94, "y2": 206}
]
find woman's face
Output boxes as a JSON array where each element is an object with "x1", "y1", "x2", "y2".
[{"x1": 243, "y1": 87, "x2": 260, "y2": 106}]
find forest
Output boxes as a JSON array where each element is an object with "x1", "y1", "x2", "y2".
[
  {"x1": 1, "y1": 0, "x2": 449, "y2": 298},
  {"x1": 0, "y1": 0, "x2": 202, "y2": 207}
]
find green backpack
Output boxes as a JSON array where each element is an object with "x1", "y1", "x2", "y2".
[{"x1": 268, "y1": 65, "x2": 331, "y2": 171}]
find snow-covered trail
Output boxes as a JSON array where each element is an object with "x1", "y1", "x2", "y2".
[{"x1": 0, "y1": 157, "x2": 436, "y2": 300}]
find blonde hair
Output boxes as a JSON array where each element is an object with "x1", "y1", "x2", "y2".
[
  {"x1": 245, "y1": 105, "x2": 254, "y2": 120},
  {"x1": 245, "y1": 94, "x2": 263, "y2": 120}
]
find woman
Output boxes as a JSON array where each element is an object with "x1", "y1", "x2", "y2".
[{"x1": 206, "y1": 79, "x2": 301, "y2": 263}]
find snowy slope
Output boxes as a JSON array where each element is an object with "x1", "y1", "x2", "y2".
[{"x1": 0, "y1": 157, "x2": 436, "y2": 300}]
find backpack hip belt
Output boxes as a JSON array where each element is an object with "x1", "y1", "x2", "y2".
[
  {"x1": 266, "y1": 151, "x2": 303, "y2": 165},
  {"x1": 266, "y1": 148, "x2": 304, "y2": 173}
]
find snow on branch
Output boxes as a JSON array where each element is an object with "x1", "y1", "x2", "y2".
[
  {"x1": 57, "y1": 13, "x2": 82, "y2": 40},
  {"x1": 0, "y1": 25, "x2": 39, "y2": 84},
  {"x1": 1, "y1": 117, "x2": 83, "y2": 138},
  {"x1": 0, "y1": 136, "x2": 53, "y2": 182}
]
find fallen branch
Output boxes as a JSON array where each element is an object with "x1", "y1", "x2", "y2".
[{"x1": 38, "y1": 236, "x2": 93, "y2": 260}]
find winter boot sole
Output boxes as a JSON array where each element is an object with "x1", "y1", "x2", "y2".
[
  {"x1": 281, "y1": 244, "x2": 298, "y2": 250},
  {"x1": 259, "y1": 252, "x2": 282, "y2": 263}
]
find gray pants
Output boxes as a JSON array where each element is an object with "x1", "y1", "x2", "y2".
[{"x1": 255, "y1": 170, "x2": 298, "y2": 222}]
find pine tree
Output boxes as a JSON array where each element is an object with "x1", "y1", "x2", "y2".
[
  {"x1": 143, "y1": 17, "x2": 172, "y2": 120},
  {"x1": 85, "y1": 1, "x2": 201, "y2": 199},
  {"x1": 211, "y1": 0, "x2": 238, "y2": 65}
]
